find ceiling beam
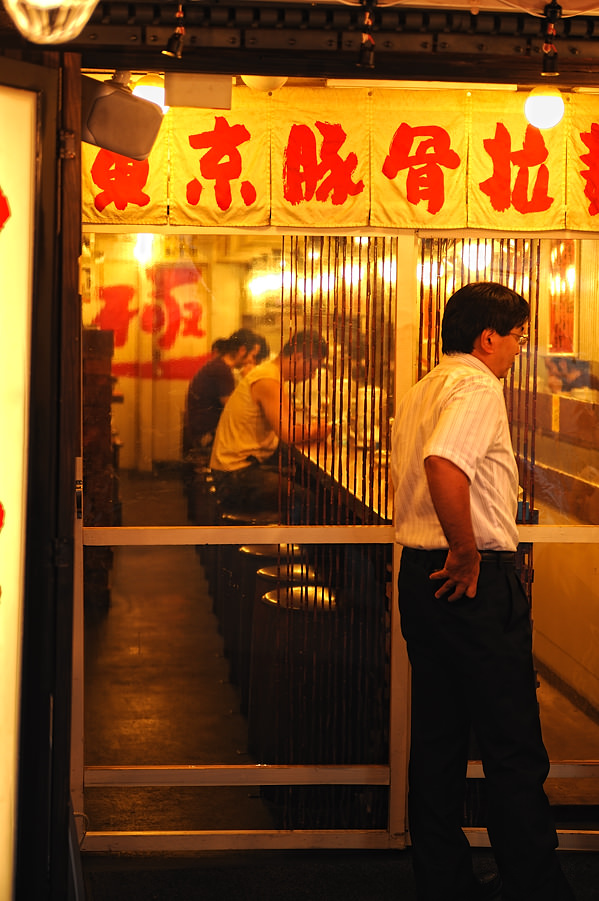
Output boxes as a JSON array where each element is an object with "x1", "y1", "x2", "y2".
[{"x1": 2, "y1": 2, "x2": 599, "y2": 87}]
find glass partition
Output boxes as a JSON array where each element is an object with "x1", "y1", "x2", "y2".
[
  {"x1": 80, "y1": 233, "x2": 395, "y2": 530},
  {"x1": 417, "y1": 236, "x2": 599, "y2": 835},
  {"x1": 80, "y1": 233, "x2": 396, "y2": 839}
]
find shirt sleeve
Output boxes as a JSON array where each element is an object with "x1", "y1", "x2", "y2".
[{"x1": 423, "y1": 375, "x2": 503, "y2": 484}]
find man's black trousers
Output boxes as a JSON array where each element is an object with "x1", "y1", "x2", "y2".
[{"x1": 398, "y1": 547, "x2": 575, "y2": 901}]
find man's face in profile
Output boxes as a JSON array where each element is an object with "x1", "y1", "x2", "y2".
[
  {"x1": 290, "y1": 351, "x2": 323, "y2": 382},
  {"x1": 234, "y1": 345, "x2": 257, "y2": 369}
]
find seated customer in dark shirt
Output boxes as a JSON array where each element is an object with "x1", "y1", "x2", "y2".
[{"x1": 184, "y1": 328, "x2": 266, "y2": 462}]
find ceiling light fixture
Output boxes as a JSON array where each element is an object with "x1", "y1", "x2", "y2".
[
  {"x1": 524, "y1": 85, "x2": 565, "y2": 129},
  {"x1": 0, "y1": 0, "x2": 99, "y2": 43},
  {"x1": 523, "y1": 2, "x2": 564, "y2": 129},
  {"x1": 133, "y1": 73, "x2": 169, "y2": 113},
  {"x1": 540, "y1": 0, "x2": 561, "y2": 77},
  {"x1": 240, "y1": 75, "x2": 288, "y2": 92},
  {"x1": 162, "y1": 3, "x2": 185, "y2": 59}
]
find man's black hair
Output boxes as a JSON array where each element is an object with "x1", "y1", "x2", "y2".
[
  {"x1": 442, "y1": 282, "x2": 530, "y2": 354},
  {"x1": 282, "y1": 330, "x2": 328, "y2": 360},
  {"x1": 227, "y1": 328, "x2": 260, "y2": 354},
  {"x1": 254, "y1": 334, "x2": 270, "y2": 363}
]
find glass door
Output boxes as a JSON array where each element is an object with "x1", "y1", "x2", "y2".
[
  {"x1": 74, "y1": 232, "x2": 407, "y2": 852},
  {"x1": 417, "y1": 236, "x2": 599, "y2": 849}
]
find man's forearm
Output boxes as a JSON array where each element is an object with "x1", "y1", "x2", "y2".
[
  {"x1": 424, "y1": 455, "x2": 477, "y2": 553},
  {"x1": 424, "y1": 454, "x2": 480, "y2": 600}
]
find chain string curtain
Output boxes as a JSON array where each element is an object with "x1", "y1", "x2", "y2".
[
  {"x1": 243, "y1": 236, "x2": 396, "y2": 828},
  {"x1": 417, "y1": 236, "x2": 540, "y2": 601},
  {"x1": 278, "y1": 235, "x2": 396, "y2": 527}
]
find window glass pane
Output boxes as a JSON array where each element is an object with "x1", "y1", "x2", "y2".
[
  {"x1": 417, "y1": 238, "x2": 599, "y2": 834},
  {"x1": 84, "y1": 540, "x2": 391, "y2": 831},
  {"x1": 81, "y1": 233, "x2": 395, "y2": 527}
]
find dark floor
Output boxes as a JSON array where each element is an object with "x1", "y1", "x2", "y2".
[
  {"x1": 79, "y1": 471, "x2": 599, "y2": 900},
  {"x1": 81, "y1": 847, "x2": 599, "y2": 901}
]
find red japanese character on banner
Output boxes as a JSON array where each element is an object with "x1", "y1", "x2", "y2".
[
  {"x1": 90, "y1": 149, "x2": 151, "y2": 212},
  {"x1": 0, "y1": 186, "x2": 10, "y2": 232},
  {"x1": 186, "y1": 117, "x2": 256, "y2": 211},
  {"x1": 283, "y1": 121, "x2": 365, "y2": 206},
  {"x1": 141, "y1": 264, "x2": 205, "y2": 351},
  {"x1": 93, "y1": 285, "x2": 137, "y2": 347},
  {"x1": 382, "y1": 123, "x2": 460, "y2": 215},
  {"x1": 479, "y1": 122, "x2": 553, "y2": 214},
  {"x1": 579, "y1": 122, "x2": 599, "y2": 216}
]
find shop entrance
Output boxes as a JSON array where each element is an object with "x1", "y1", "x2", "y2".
[
  {"x1": 72, "y1": 233, "x2": 407, "y2": 852},
  {"x1": 71, "y1": 232, "x2": 599, "y2": 853}
]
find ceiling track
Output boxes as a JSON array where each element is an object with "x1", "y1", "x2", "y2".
[{"x1": 3, "y1": 3, "x2": 599, "y2": 85}]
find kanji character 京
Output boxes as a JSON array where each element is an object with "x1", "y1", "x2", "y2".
[{"x1": 186, "y1": 117, "x2": 256, "y2": 211}]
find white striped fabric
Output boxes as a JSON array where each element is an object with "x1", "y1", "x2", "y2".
[{"x1": 391, "y1": 353, "x2": 519, "y2": 551}]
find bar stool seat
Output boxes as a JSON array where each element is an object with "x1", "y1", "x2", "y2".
[
  {"x1": 247, "y1": 584, "x2": 337, "y2": 765},
  {"x1": 212, "y1": 507, "x2": 279, "y2": 629},
  {"x1": 233, "y1": 544, "x2": 307, "y2": 709},
  {"x1": 187, "y1": 462, "x2": 217, "y2": 526}
]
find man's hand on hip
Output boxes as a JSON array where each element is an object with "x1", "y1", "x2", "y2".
[{"x1": 430, "y1": 547, "x2": 481, "y2": 601}]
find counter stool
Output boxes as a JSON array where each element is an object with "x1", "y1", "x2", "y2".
[
  {"x1": 188, "y1": 465, "x2": 218, "y2": 583},
  {"x1": 247, "y1": 583, "x2": 337, "y2": 765},
  {"x1": 234, "y1": 546, "x2": 308, "y2": 711},
  {"x1": 187, "y1": 461, "x2": 216, "y2": 526},
  {"x1": 212, "y1": 508, "x2": 278, "y2": 655}
]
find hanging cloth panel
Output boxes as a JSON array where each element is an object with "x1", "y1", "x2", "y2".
[
  {"x1": 168, "y1": 88, "x2": 271, "y2": 227},
  {"x1": 270, "y1": 87, "x2": 370, "y2": 228},
  {"x1": 371, "y1": 88, "x2": 468, "y2": 229},
  {"x1": 81, "y1": 120, "x2": 169, "y2": 225},
  {"x1": 467, "y1": 91, "x2": 566, "y2": 231}
]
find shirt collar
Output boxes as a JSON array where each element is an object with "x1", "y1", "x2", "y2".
[{"x1": 441, "y1": 352, "x2": 497, "y2": 379}]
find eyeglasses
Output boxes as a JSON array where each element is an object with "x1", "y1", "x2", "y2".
[{"x1": 509, "y1": 331, "x2": 529, "y2": 346}]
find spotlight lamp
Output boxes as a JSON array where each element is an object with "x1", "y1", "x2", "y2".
[
  {"x1": 162, "y1": 3, "x2": 185, "y2": 59},
  {"x1": 357, "y1": 0, "x2": 376, "y2": 69},
  {"x1": 0, "y1": 0, "x2": 100, "y2": 43},
  {"x1": 540, "y1": 0, "x2": 562, "y2": 77}
]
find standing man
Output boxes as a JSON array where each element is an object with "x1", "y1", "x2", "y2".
[
  {"x1": 210, "y1": 329, "x2": 330, "y2": 516},
  {"x1": 391, "y1": 282, "x2": 575, "y2": 901}
]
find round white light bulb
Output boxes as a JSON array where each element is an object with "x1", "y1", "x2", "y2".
[
  {"x1": 133, "y1": 74, "x2": 169, "y2": 114},
  {"x1": 524, "y1": 87, "x2": 565, "y2": 130}
]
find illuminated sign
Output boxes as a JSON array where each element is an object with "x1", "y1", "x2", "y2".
[
  {"x1": 80, "y1": 86, "x2": 597, "y2": 232},
  {"x1": 0, "y1": 83, "x2": 36, "y2": 899}
]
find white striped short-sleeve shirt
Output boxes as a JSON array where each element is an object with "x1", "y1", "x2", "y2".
[{"x1": 390, "y1": 353, "x2": 519, "y2": 551}]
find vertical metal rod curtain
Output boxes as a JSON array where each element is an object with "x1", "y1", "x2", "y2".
[{"x1": 416, "y1": 236, "x2": 540, "y2": 599}]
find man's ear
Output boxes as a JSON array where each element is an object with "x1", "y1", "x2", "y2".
[{"x1": 478, "y1": 328, "x2": 496, "y2": 352}]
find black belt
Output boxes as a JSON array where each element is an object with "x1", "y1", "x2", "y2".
[
  {"x1": 479, "y1": 550, "x2": 516, "y2": 564},
  {"x1": 404, "y1": 548, "x2": 516, "y2": 565}
]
